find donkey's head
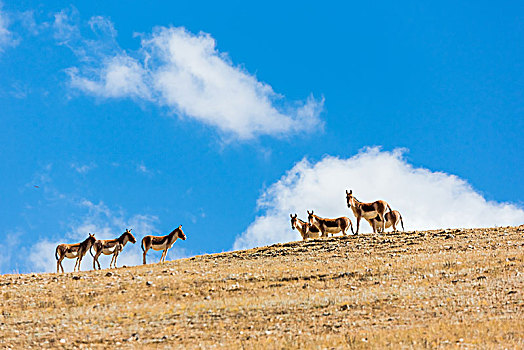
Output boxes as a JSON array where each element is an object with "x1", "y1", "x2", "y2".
[
  {"x1": 290, "y1": 214, "x2": 298, "y2": 230},
  {"x1": 307, "y1": 210, "x2": 315, "y2": 226},
  {"x1": 346, "y1": 190, "x2": 354, "y2": 208},
  {"x1": 86, "y1": 233, "x2": 97, "y2": 246},
  {"x1": 123, "y1": 228, "x2": 137, "y2": 244},
  {"x1": 176, "y1": 225, "x2": 187, "y2": 240}
]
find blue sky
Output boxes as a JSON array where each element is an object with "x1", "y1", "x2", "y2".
[{"x1": 1, "y1": 1, "x2": 523, "y2": 273}]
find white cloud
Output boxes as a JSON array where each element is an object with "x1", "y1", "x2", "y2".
[
  {"x1": 0, "y1": 231, "x2": 23, "y2": 274},
  {"x1": 71, "y1": 162, "x2": 97, "y2": 174},
  {"x1": 67, "y1": 55, "x2": 151, "y2": 99},
  {"x1": 0, "y1": 3, "x2": 17, "y2": 52},
  {"x1": 62, "y1": 18, "x2": 324, "y2": 140},
  {"x1": 52, "y1": 7, "x2": 80, "y2": 46},
  {"x1": 136, "y1": 162, "x2": 153, "y2": 175},
  {"x1": 233, "y1": 147, "x2": 524, "y2": 250}
]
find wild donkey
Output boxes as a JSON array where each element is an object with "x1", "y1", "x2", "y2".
[
  {"x1": 91, "y1": 229, "x2": 137, "y2": 270},
  {"x1": 369, "y1": 210, "x2": 405, "y2": 233},
  {"x1": 290, "y1": 213, "x2": 321, "y2": 240},
  {"x1": 141, "y1": 225, "x2": 186, "y2": 264},
  {"x1": 55, "y1": 233, "x2": 97, "y2": 273},
  {"x1": 307, "y1": 210, "x2": 353, "y2": 237},
  {"x1": 346, "y1": 190, "x2": 392, "y2": 234}
]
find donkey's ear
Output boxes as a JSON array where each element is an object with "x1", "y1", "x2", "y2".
[
  {"x1": 290, "y1": 214, "x2": 293, "y2": 218},
  {"x1": 346, "y1": 190, "x2": 349, "y2": 195},
  {"x1": 349, "y1": 190, "x2": 352, "y2": 194},
  {"x1": 179, "y1": 225, "x2": 182, "y2": 229}
]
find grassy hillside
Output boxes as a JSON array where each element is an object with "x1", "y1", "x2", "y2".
[{"x1": 1, "y1": 226, "x2": 523, "y2": 349}]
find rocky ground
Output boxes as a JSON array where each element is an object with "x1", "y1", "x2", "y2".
[{"x1": 1, "y1": 226, "x2": 523, "y2": 349}]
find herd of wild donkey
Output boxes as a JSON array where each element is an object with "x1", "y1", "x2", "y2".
[{"x1": 55, "y1": 190, "x2": 403, "y2": 273}]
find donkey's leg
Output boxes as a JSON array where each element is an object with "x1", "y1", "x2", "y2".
[
  {"x1": 341, "y1": 222, "x2": 347, "y2": 236},
  {"x1": 113, "y1": 251, "x2": 119, "y2": 268},
  {"x1": 73, "y1": 257, "x2": 79, "y2": 272},
  {"x1": 143, "y1": 247, "x2": 148, "y2": 265},
  {"x1": 356, "y1": 217, "x2": 361, "y2": 235},
  {"x1": 57, "y1": 256, "x2": 64, "y2": 273},
  {"x1": 77, "y1": 255, "x2": 83, "y2": 272},
  {"x1": 94, "y1": 251, "x2": 102, "y2": 270},
  {"x1": 321, "y1": 228, "x2": 327, "y2": 238}
]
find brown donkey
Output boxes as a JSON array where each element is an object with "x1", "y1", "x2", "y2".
[
  {"x1": 91, "y1": 229, "x2": 137, "y2": 270},
  {"x1": 346, "y1": 190, "x2": 392, "y2": 234},
  {"x1": 290, "y1": 213, "x2": 321, "y2": 240},
  {"x1": 369, "y1": 210, "x2": 405, "y2": 233},
  {"x1": 307, "y1": 210, "x2": 354, "y2": 237},
  {"x1": 55, "y1": 233, "x2": 97, "y2": 273},
  {"x1": 141, "y1": 225, "x2": 186, "y2": 264}
]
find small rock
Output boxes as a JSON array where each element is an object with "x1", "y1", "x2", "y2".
[
  {"x1": 72, "y1": 276, "x2": 81, "y2": 280},
  {"x1": 59, "y1": 339, "x2": 66, "y2": 344},
  {"x1": 106, "y1": 272, "x2": 113, "y2": 277},
  {"x1": 146, "y1": 281, "x2": 153, "y2": 286}
]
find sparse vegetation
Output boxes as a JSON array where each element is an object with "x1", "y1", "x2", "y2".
[{"x1": 1, "y1": 226, "x2": 523, "y2": 348}]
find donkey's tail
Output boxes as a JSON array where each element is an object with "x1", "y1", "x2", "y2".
[
  {"x1": 349, "y1": 219, "x2": 354, "y2": 234},
  {"x1": 55, "y1": 246, "x2": 59, "y2": 260},
  {"x1": 89, "y1": 246, "x2": 95, "y2": 258},
  {"x1": 400, "y1": 213, "x2": 405, "y2": 231},
  {"x1": 141, "y1": 239, "x2": 145, "y2": 252},
  {"x1": 387, "y1": 203, "x2": 393, "y2": 213}
]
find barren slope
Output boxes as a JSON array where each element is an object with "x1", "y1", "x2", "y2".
[{"x1": 1, "y1": 227, "x2": 523, "y2": 349}]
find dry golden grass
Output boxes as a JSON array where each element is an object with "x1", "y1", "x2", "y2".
[{"x1": 1, "y1": 226, "x2": 523, "y2": 349}]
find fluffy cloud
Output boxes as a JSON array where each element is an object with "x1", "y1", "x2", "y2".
[
  {"x1": 67, "y1": 55, "x2": 151, "y2": 99},
  {"x1": 70, "y1": 162, "x2": 97, "y2": 174},
  {"x1": 28, "y1": 200, "x2": 187, "y2": 273},
  {"x1": 0, "y1": 3, "x2": 16, "y2": 52},
  {"x1": 0, "y1": 231, "x2": 23, "y2": 274},
  {"x1": 233, "y1": 147, "x2": 524, "y2": 250},
  {"x1": 60, "y1": 17, "x2": 323, "y2": 140}
]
